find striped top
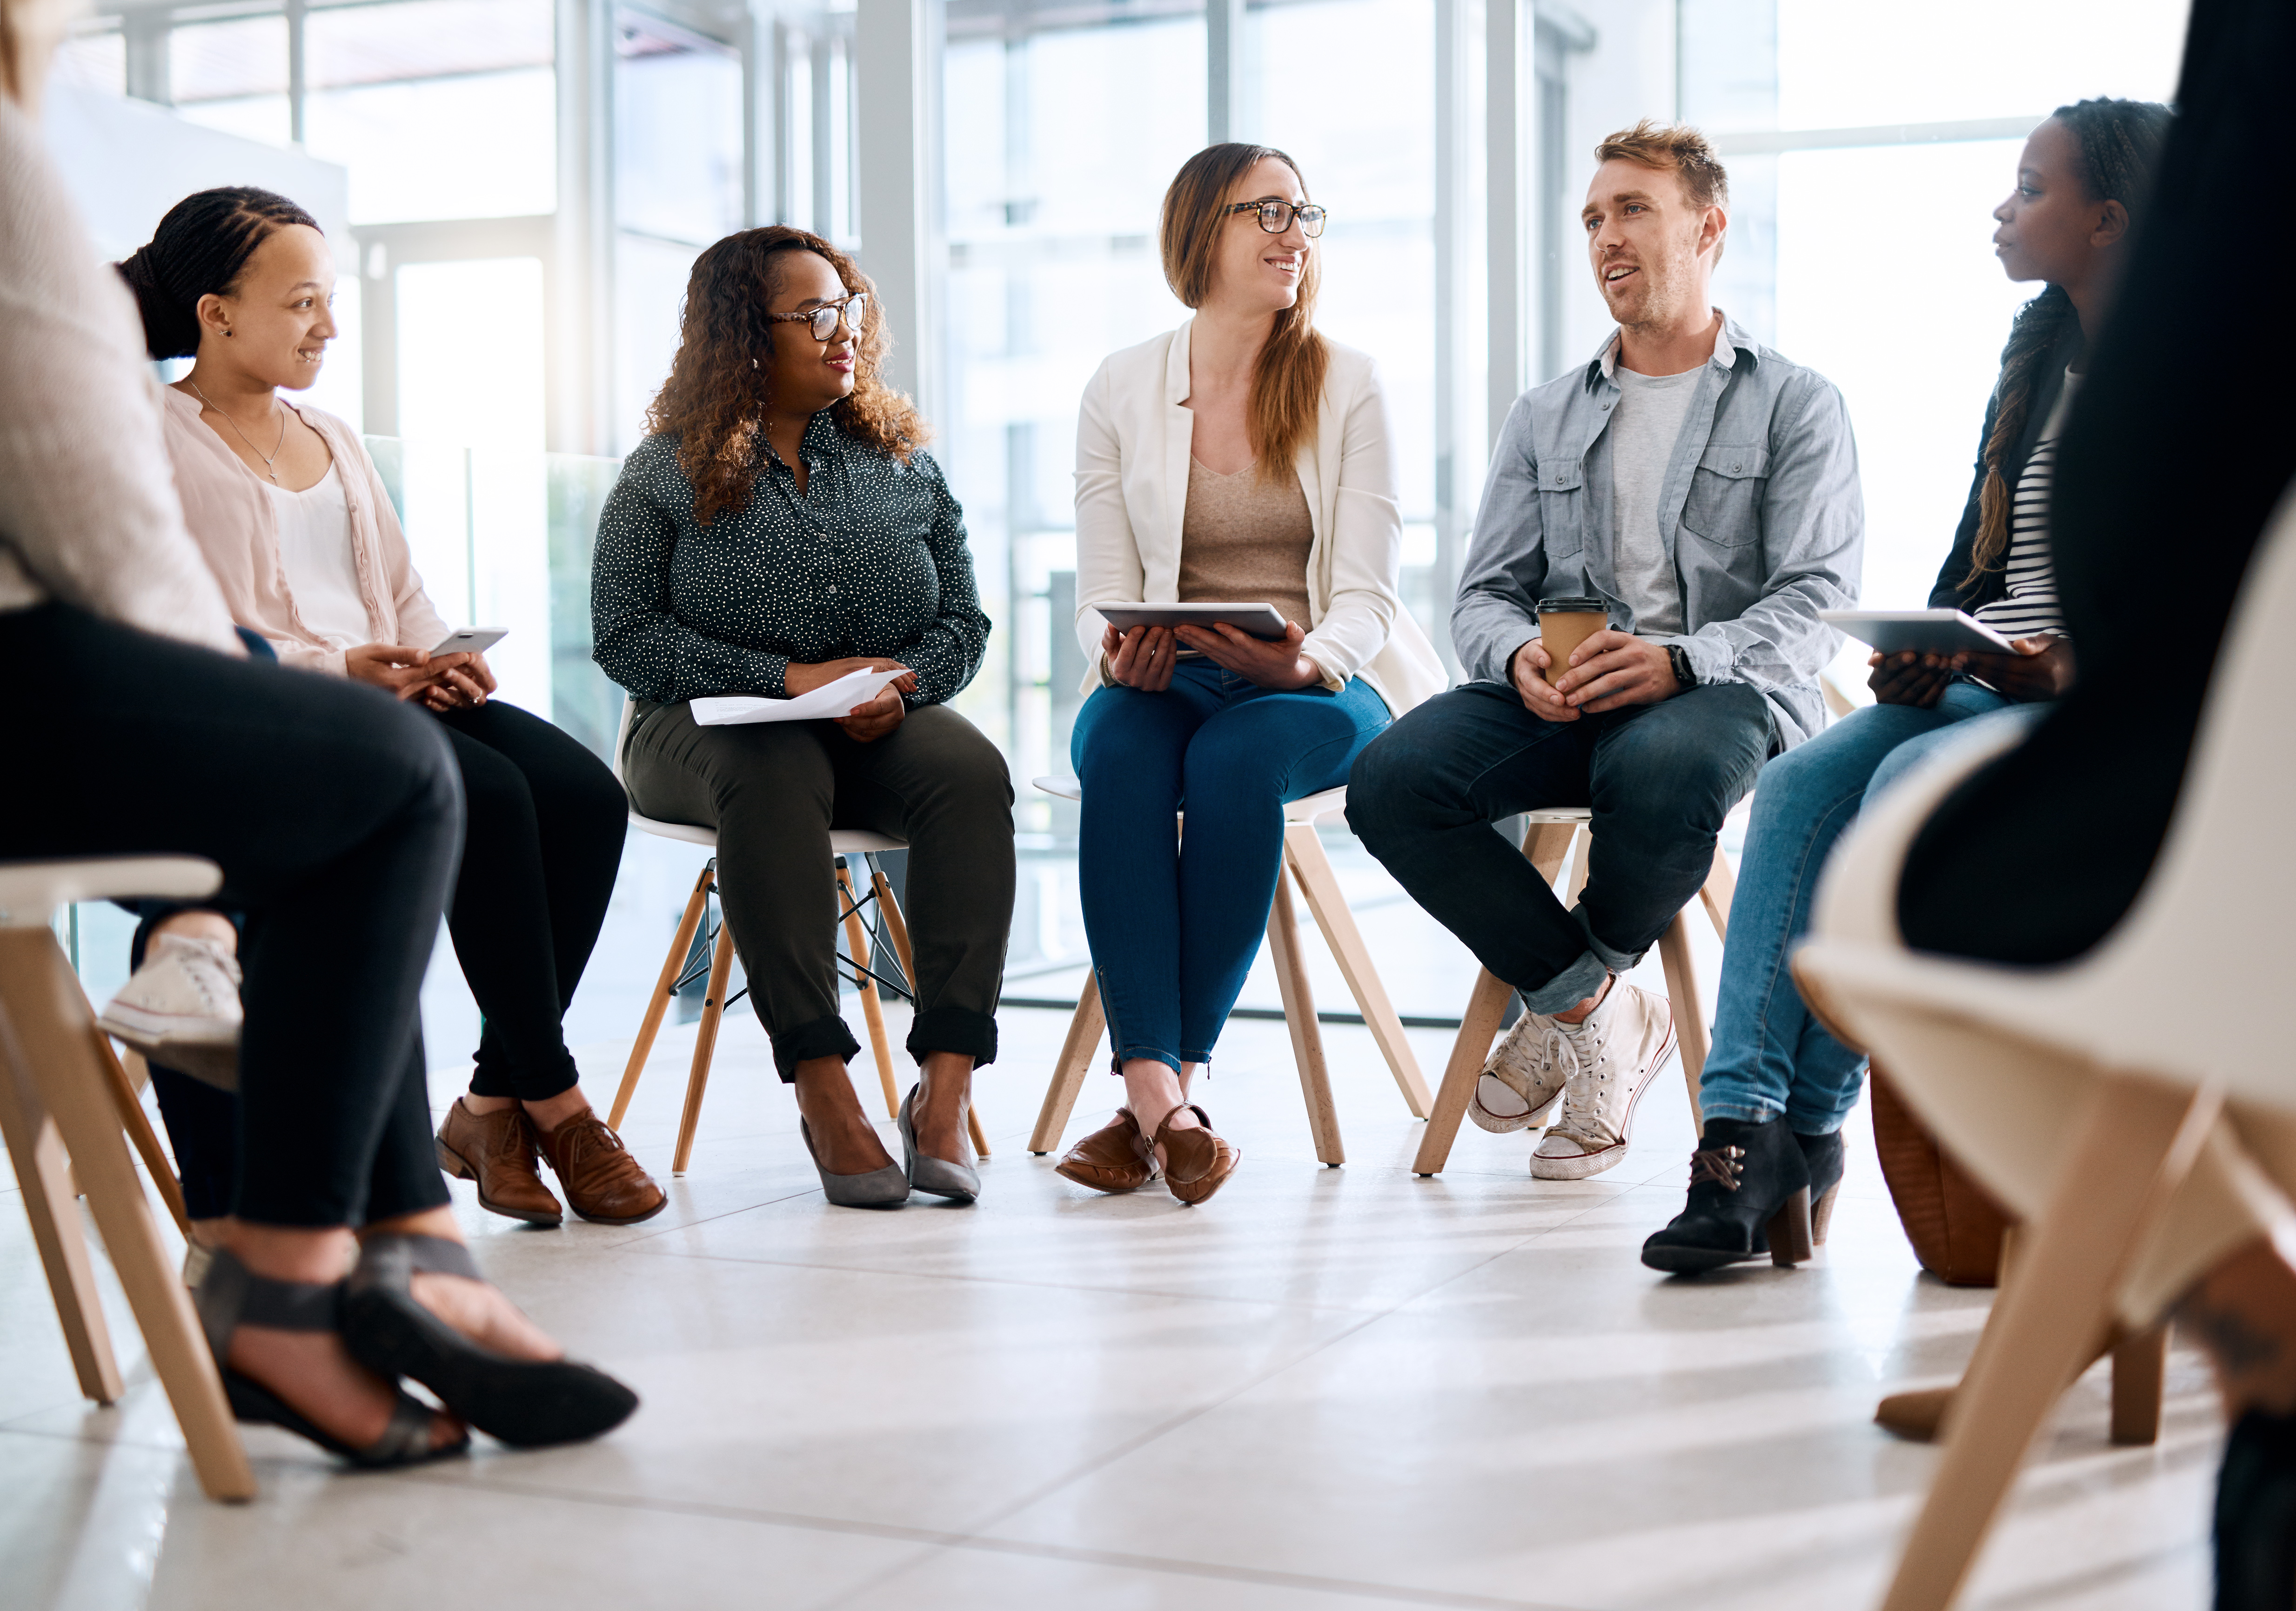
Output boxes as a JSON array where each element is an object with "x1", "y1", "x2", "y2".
[{"x1": 1974, "y1": 368, "x2": 2080, "y2": 642}]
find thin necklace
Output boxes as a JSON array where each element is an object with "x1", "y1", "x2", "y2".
[{"x1": 188, "y1": 380, "x2": 291, "y2": 484}]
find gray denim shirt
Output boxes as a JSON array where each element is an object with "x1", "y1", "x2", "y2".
[{"x1": 1452, "y1": 314, "x2": 1863, "y2": 749}]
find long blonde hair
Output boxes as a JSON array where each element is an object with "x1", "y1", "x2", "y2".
[{"x1": 1159, "y1": 143, "x2": 1330, "y2": 486}]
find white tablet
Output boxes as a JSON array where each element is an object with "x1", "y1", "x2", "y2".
[
  {"x1": 1095, "y1": 602, "x2": 1291, "y2": 642},
  {"x1": 1819, "y1": 609, "x2": 2018, "y2": 656}
]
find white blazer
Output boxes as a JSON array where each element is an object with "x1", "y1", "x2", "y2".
[{"x1": 1071, "y1": 318, "x2": 1447, "y2": 716}]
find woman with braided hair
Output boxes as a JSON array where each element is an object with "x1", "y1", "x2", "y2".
[
  {"x1": 111, "y1": 186, "x2": 666, "y2": 1233},
  {"x1": 1640, "y1": 97, "x2": 2171, "y2": 1273},
  {"x1": 591, "y1": 226, "x2": 1012, "y2": 1208}
]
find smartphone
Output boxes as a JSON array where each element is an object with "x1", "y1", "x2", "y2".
[{"x1": 431, "y1": 627, "x2": 507, "y2": 657}]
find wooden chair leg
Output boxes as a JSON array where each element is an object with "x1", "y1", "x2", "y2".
[
  {"x1": 1412, "y1": 967, "x2": 1513, "y2": 1176},
  {"x1": 1880, "y1": 1075, "x2": 2220, "y2": 1611},
  {"x1": 610, "y1": 864, "x2": 713, "y2": 1130},
  {"x1": 2109, "y1": 1322, "x2": 2168, "y2": 1446},
  {"x1": 1267, "y1": 870, "x2": 1342, "y2": 1166},
  {"x1": 871, "y1": 869, "x2": 990, "y2": 1159},
  {"x1": 1698, "y1": 842, "x2": 1735, "y2": 939},
  {"x1": 1412, "y1": 822, "x2": 1581, "y2": 1177},
  {"x1": 1656, "y1": 910, "x2": 1708, "y2": 1132},
  {"x1": 94, "y1": 1029, "x2": 189, "y2": 1238},
  {"x1": 1281, "y1": 825, "x2": 1433, "y2": 1118},
  {"x1": 672, "y1": 918, "x2": 736, "y2": 1176},
  {"x1": 1030, "y1": 973, "x2": 1104, "y2": 1154},
  {"x1": 0, "y1": 1009, "x2": 124, "y2": 1404},
  {"x1": 0, "y1": 932, "x2": 254, "y2": 1501},
  {"x1": 839, "y1": 861, "x2": 901, "y2": 1120}
]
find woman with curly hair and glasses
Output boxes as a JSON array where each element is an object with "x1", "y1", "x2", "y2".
[{"x1": 592, "y1": 226, "x2": 1012, "y2": 1209}]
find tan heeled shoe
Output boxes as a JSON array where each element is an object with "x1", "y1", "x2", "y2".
[{"x1": 1154, "y1": 1104, "x2": 1239, "y2": 1206}]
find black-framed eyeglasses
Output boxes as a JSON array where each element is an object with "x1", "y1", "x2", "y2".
[
  {"x1": 769, "y1": 291, "x2": 869, "y2": 341},
  {"x1": 1225, "y1": 199, "x2": 1327, "y2": 239}
]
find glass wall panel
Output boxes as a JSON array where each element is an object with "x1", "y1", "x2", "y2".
[
  {"x1": 305, "y1": 0, "x2": 556, "y2": 223},
  {"x1": 169, "y1": 13, "x2": 292, "y2": 147},
  {"x1": 54, "y1": 24, "x2": 127, "y2": 97},
  {"x1": 615, "y1": 15, "x2": 744, "y2": 246}
]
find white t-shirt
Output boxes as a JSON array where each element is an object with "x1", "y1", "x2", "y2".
[
  {"x1": 264, "y1": 460, "x2": 369, "y2": 650},
  {"x1": 1609, "y1": 365, "x2": 1701, "y2": 636}
]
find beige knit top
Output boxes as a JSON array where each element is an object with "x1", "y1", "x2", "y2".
[{"x1": 1176, "y1": 457, "x2": 1315, "y2": 631}]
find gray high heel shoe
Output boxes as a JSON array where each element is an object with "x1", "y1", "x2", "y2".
[
  {"x1": 898, "y1": 1082, "x2": 980, "y2": 1203},
  {"x1": 799, "y1": 1117, "x2": 911, "y2": 1208}
]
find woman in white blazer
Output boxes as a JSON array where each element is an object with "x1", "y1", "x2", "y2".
[{"x1": 1056, "y1": 143, "x2": 1446, "y2": 1205}]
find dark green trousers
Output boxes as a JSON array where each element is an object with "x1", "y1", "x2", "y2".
[{"x1": 622, "y1": 701, "x2": 1016, "y2": 1079}]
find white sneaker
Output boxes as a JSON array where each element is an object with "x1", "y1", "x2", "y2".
[
  {"x1": 1470, "y1": 1011, "x2": 1574, "y2": 1133},
  {"x1": 1529, "y1": 982, "x2": 1676, "y2": 1180},
  {"x1": 97, "y1": 934, "x2": 242, "y2": 1090}
]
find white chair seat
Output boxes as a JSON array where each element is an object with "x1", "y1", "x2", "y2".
[
  {"x1": 624, "y1": 809, "x2": 905, "y2": 856},
  {"x1": 0, "y1": 857, "x2": 222, "y2": 929},
  {"x1": 1031, "y1": 775, "x2": 1352, "y2": 826}
]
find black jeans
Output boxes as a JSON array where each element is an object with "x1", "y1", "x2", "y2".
[
  {"x1": 143, "y1": 699, "x2": 626, "y2": 1216},
  {"x1": 621, "y1": 700, "x2": 1015, "y2": 1080},
  {"x1": 1348, "y1": 681, "x2": 1774, "y2": 1013},
  {"x1": 0, "y1": 604, "x2": 459, "y2": 1228}
]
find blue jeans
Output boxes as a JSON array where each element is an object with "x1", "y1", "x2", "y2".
[
  {"x1": 1698, "y1": 682, "x2": 2045, "y2": 1133},
  {"x1": 1071, "y1": 661, "x2": 1391, "y2": 1074},
  {"x1": 1347, "y1": 680, "x2": 1775, "y2": 1013}
]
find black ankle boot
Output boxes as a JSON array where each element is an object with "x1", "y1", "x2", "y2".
[
  {"x1": 1641, "y1": 1116, "x2": 1814, "y2": 1274},
  {"x1": 2215, "y1": 1407, "x2": 2296, "y2": 1610},
  {"x1": 1794, "y1": 1129, "x2": 1846, "y2": 1247}
]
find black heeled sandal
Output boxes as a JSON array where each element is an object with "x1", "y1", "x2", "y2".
[
  {"x1": 342, "y1": 1232, "x2": 638, "y2": 1448},
  {"x1": 194, "y1": 1247, "x2": 465, "y2": 1468},
  {"x1": 1640, "y1": 1116, "x2": 1817, "y2": 1273}
]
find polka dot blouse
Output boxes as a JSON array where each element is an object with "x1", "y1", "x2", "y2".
[{"x1": 589, "y1": 410, "x2": 991, "y2": 706}]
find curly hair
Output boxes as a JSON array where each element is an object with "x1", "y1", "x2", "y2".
[
  {"x1": 646, "y1": 226, "x2": 929, "y2": 528},
  {"x1": 1965, "y1": 97, "x2": 2172, "y2": 588},
  {"x1": 114, "y1": 186, "x2": 321, "y2": 360},
  {"x1": 1160, "y1": 144, "x2": 1329, "y2": 487}
]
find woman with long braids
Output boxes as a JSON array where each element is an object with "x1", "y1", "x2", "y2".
[
  {"x1": 109, "y1": 187, "x2": 666, "y2": 1232},
  {"x1": 1640, "y1": 97, "x2": 2171, "y2": 1272},
  {"x1": 591, "y1": 226, "x2": 1012, "y2": 1209},
  {"x1": 1053, "y1": 144, "x2": 1444, "y2": 1205}
]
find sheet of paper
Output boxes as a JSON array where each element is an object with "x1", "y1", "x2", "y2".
[{"x1": 690, "y1": 666, "x2": 907, "y2": 727}]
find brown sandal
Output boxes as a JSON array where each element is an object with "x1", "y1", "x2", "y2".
[{"x1": 1154, "y1": 1104, "x2": 1239, "y2": 1206}]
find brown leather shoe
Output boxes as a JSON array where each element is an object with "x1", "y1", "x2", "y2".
[
  {"x1": 437, "y1": 1099, "x2": 562, "y2": 1225},
  {"x1": 1156, "y1": 1104, "x2": 1240, "y2": 1206},
  {"x1": 535, "y1": 1108, "x2": 667, "y2": 1225},
  {"x1": 1054, "y1": 1108, "x2": 1160, "y2": 1193}
]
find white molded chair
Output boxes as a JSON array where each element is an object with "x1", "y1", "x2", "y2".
[
  {"x1": 1410, "y1": 807, "x2": 1737, "y2": 1174},
  {"x1": 1024, "y1": 777, "x2": 1434, "y2": 1167},
  {"x1": 0, "y1": 856, "x2": 254, "y2": 1501},
  {"x1": 1791, "y1": 491, "x2": 2296, "y2": 1611},
  {"x1": 603, "y1": 696, "x2": 989, "y2": 1173}
]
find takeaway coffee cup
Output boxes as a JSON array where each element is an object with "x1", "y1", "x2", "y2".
[{"x1": 1534, "y1": 597, "x2": 1609, "y2": 684}]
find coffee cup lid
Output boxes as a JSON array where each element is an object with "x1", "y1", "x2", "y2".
[{"x1": 1536, "y1": 597, "x2": 1607, "y2": 613}]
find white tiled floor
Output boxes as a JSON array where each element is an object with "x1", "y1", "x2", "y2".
[{"x1": 2, "y1": 989, "x2": 2222, "y2": 1611}]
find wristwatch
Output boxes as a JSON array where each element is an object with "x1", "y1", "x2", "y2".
[{"x1": 1666, "y1": 643, "x2": 1695, "y2": 690}]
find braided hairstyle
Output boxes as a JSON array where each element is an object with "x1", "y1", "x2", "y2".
[
  {"x1": 1965, "y1": 97, "x2": 2171, "y2": 588},
  {"x1": 644, "y1": 225, "x2": 928, "y2": 528},
  {"x1": 114, "y1": 187, "x2": 321, "y2": 361}
]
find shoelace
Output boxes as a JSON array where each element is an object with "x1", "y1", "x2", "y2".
[
  {"x1": 1687, "y1": 1144, "x2": 1746, "y2": 1191},
  {"x1": 170, "y1": 943, "x2": 243, "y2": 1015}
]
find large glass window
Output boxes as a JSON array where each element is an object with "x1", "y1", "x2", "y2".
[
  {"x1": 305, "y1": 0, "x2": 557, "y2": 224},
  {"x1": 168, "y1": 13, "x2": 292, "y2": 146}
]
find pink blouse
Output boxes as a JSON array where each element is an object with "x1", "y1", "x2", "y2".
[{"x1": 158, "y1": 388, "x2": 449, "y2": 675}]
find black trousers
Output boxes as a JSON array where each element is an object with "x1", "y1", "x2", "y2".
[
  {"x1": 0, "y1": 604, "x2": 459, "y2": 1228},
  {"x1": 143, "y1": 699, "x2": 627, "y2": 1217},
  {"x1": 1897, "y1": 0, "x2": 2296, "y2": 962},
  {"x1": 621, "y1": 700, "x2": 1015, "y2": 1080}
]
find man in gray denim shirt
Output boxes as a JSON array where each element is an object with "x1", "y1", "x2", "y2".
[{"x1": 1349, "y1": 120, "x2": 1861, "y2": 1181}]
